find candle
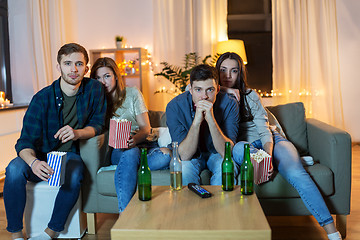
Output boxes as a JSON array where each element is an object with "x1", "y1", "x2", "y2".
[
  {"x1": 0, "y1": 91, "x2": 5, "y2": 106},
  {"x1": 0, "y1": 91, "x2": 5, "y2": 107}
]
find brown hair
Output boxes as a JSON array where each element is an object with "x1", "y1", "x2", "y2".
[
  {"x1": 190, "y1": 64, "x2": 219, "y2": 86},
  {"x1": 57, "y1": 43, "x2": 89, "y2": 64},
  {"x1": 90, "y1": 57, "x2": 126, "y2": 117}
]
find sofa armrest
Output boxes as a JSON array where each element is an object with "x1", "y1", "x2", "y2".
[
  {"x1": 306, "y1": 118, "x2": 351, "y2": 171},
  {"x1": 306, "y1": 118, "x2": 352, "y2": 214},
  {"x1": 79, "y1": 133, "x2": 109, "y2": 212}
]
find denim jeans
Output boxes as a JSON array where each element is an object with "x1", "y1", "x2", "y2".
[
  {"x1": 4, "y1": 152, "x2": 83, "y2": 233},
  {"x1": 111, "y1": 147, "x2": 170, "y2": 212},
  {"x1": 182, "y1": 152, "x2": 239, "y2": 186},
  {"x1": 232, "y1": 131, "x2": 334, "y2": 226}
]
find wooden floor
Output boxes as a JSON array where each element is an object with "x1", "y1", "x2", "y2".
[{"x1": 0, "y1": 145, "x2": 359, "y2": 239}]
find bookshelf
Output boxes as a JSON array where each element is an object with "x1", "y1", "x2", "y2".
[{"x1": 89, "y1": 48, "x2": 150, "y2": 106}]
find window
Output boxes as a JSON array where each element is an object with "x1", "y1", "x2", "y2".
[
  {"x1": 0, "y1": 0, "x2": 11, "y2": 101},
  {"x1": 228, "y1": 0, "x2": 272, "y2": 94}
]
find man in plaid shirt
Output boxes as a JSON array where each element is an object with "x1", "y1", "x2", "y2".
[{"x1": 3, "y1": 43, "x2": 107, "y2": 240}]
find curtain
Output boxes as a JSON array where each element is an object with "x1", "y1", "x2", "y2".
[
  {"x1": 9, "y1": 0, "x2": 68, "y2": 104},
  {"x1": 272, "y1": 0, "x2": 344, "y2": 128},
  {"x1": 151, "y1": 0, "x2": 227, "y2": 111},
  {"x1": 153, "y1": 0, "x2": 227, "y2": 67}
]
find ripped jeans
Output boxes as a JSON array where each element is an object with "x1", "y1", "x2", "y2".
[
  {"x1": 232, "y1": 131, "x2": 334, "y2": 227},
  {"x1": 111, "y1": 147, "x2": 170, "y2": 212}
]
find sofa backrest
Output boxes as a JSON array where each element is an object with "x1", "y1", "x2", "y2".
[
  {"x1": 266, "y1": 102, "x2": 309, "y2": 156},
  {"x1": 148, "y1": 110, "x2": 167, "y2": 128},
  {"x1": 148, "y1": 102, "x2": 309, "y2": 156}
]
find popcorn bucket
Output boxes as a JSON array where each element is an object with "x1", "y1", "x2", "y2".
[
  {"x1": 250, "y1": 150, "x2": 273, "y2": 185},
  {"x1": 47, "y1": 151, "x2": 67, "y2": 187},
  {"x1": 109, "y1": 118, "x2": 132, "y2": 149}
]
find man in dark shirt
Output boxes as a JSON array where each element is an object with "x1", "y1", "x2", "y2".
[
  {"x1": 166, "y1": 64, "x2": 240, "y2": 185},
  {"x1": 4, "y1": 43, "x2": 107, "y2": 240}
]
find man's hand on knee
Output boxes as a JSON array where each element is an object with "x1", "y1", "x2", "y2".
[{"x1": 31, "y1": 160, "x2": 54, "y2": 181}]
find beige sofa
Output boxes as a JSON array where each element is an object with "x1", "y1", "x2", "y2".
[{"x1": 79, "y1": 102, "x2": 352, "y2": 237}]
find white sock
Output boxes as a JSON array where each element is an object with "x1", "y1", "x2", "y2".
[
  {"x1": 28, "y1": 231, "x2": 52, "y2": 240},
  {"x1": 13, "y1": 238, "x2": 24, "y2": 240},
  {"x1": 328, "y1": 231, "x2": 342, "y2": 240}
]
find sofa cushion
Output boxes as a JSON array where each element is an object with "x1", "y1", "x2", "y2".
[
  {"x1": 265, "y1": 108, "x2": 286, "y2": 138},
  {"x1": 152, "y1": 169, "x2": 212, "y2": 185},
  {"x1": 96, "y1": 167, "x2": 171, "y2": 197},
  {"x1": 96, "y1": 163, "x2": 333, "y2": 200},
  {"x1": 267, "y1": 102, "x2": 308, "y2": 156},
  {"x1": 97, "y1": 166, "x2": 116, "y2": 197},
  {"x1": 152, "y1": 169, "x2": 171, "y2": 185},
  {"x1": 96, "y1": 167, "x2": 212, "y2": 197},
  {"x1": 254, "y1": 163, "x2": 334, "y2": 198},
  {"x1": 148, "y1": 111, "x2": 167, "y2": 128}
]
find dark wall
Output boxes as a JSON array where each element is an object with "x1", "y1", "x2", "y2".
[
  {"x1": 228, "y1": 32, "x2": 272, "y2": 93},
  {"x1": 0, "y1": 0, "x2": 11, "y2": 100},
  {"x1": 227, "y1": 0, "x2": 272, "y2": 93}
]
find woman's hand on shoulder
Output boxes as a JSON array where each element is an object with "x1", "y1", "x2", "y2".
[{"x1": 220, "y1": 86, "x2": 240, "y2": 101}]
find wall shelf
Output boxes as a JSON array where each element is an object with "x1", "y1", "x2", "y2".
[{"x1": 89, "y1": 48, "x2": 150, "y2": 106}]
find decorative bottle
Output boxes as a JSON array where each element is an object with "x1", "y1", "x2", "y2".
[{"x1": 170, "y1": 142, "x2": 182, "y2": 190}]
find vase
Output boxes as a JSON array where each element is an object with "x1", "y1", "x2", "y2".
[{"x1": 116, "y1": 41, "x2": 123, "y2": 49}]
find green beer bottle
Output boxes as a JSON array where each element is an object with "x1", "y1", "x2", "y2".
[
  {"x1": 170, "y1": 142, "x2": 182, "y2": 190},
  {"x1": 222, "y1": 142, "x2": 234, "y2": 191},
  {"x1": 138, "y1": 148, "x2": 152, "y2": 201},
  {"x1": 240, "y1": 143, "x2": 254, "y2": 195}
]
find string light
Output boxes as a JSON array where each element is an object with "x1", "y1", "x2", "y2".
[
  {"x1": 154, "y1": 85, "x2": 181, "y2": 96},
  {"x1": 115, "y1": 59, "x2": 137, "y2": 75},
  {"x1": 254, "y1": 89, "x2": 321, "y2": 98},
  {"x1": 153, "y1": 75, "x2": 183, "y2": 96}
]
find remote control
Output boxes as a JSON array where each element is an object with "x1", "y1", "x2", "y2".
[{"x1": 188, "y1": 183, "x2": 212, "y2": 198}]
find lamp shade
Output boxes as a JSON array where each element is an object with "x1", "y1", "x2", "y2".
[{"x1": 215, "y1": 40, "x2": 248, "y2": 65}]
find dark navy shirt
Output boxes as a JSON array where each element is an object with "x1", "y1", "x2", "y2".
[
  {"x1": 166, "y1": 91, "x2": 240, "y2": 157},
  {"x1": 15, "y1": 77, "x2": 107, "y2": 157}
]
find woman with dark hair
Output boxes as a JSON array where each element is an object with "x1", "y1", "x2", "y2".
[
  {"x1": 90, "y1": 57, "x2": 170, "y2": 213},
  {"x1": 216, "y1": 52, "x2": 341, "y2": 240}
]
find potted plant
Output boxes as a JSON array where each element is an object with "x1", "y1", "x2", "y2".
[
  {"x1": 115, "y1": 35, "x2": 124, "y2": 49},
  {"x1": 154, "y1": 52, "x2": 216, "y2": 93}
]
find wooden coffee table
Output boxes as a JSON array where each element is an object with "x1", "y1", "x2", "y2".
[{"x1": 111, "y1": 185, "x2": 271, "y2": 239}]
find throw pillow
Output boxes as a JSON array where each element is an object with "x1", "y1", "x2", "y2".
[
  {"x1": 266, "y1": 102, "x2": 308, "y2": 156},
  {"x1": 265, "y1": 108, "x2": 286, "y2": 138},
  {"x1": 157, "y1": 127, "x2": 172, "y2": 147}
]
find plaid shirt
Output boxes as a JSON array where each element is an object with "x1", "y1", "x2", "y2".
[{"x1": 15, "y1": 77, "x2": 107, "y2": 157}]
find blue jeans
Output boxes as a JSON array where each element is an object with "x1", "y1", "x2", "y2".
[
  {"x1": 4, "y1": 152, "x2": 83, "y2": 233},
  {"x1": 232, "y1": 131, "x2": 334, "y2": 226},
  {"x1": 111, "y1": 147, "x2": 170, "y2": 212},
  {"x1": 182, "y1": 152, "x2": 239, "y2": 186}
]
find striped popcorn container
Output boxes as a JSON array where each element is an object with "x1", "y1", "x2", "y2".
[
  {"x1": 47, "y1": 151, "x2": 67, "y2": 187},
  {"x1": 109, "y1": 118, "x2": 132, "y2": 149},
  {"x1": 250, "y1": 150, "x2": 274, "y2": 185}
]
